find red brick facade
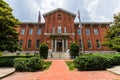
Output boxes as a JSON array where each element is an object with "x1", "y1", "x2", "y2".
[{"x1": 16, "y1": 8, "x2": 110, "y2": 52}]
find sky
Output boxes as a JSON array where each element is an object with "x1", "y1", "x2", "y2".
[{"x1": 5, "y1": 0, "x2": 120, "y2": 22}]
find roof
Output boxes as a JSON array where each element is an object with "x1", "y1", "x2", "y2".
[{"x1": 43, "y1": 8, "x2": 76, "y2": 17}]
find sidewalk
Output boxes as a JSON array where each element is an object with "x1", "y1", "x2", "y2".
[
  {"x1": 0, "y1": 68, "x2": 15, "y2": 79},
  {"x1": 107, "y1": 66, "x2": 120, "y2": 75},
  {"x1": 2, "y1": 60, "x2": 120, "y2": 80}
]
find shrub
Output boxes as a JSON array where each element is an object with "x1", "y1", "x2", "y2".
[
  {"x1": 0, "y1": 56, "x2": 32, "y2": 67},
  {"x1": 14, "y1": 57, "x2": 44, "y2": 72},
  {"x1": 39, "y1": 43, "x2": 48, "y2": 59},
  {"x1": 74, "y1": 53, "x2": 120, "y2": 70},
  {"x1": 70, "y1": 42, "x2": 79, "y2": 58}
]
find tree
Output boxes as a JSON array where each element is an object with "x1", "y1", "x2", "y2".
[
  {"x1": 39, "y1": 43, "x2": 48, "y2": 59},
  {"x1": 70, "y1": 42, "x2": 79, "y2": 58},
  {"x1": 0, "y1": 0, "x2": 20, "y2": 52},
  {"x1": 103, "y1": 13, "x2": 120, "y2": 52}
]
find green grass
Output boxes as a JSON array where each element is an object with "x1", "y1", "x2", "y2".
[
  {"x1": 66, "y1": 61, "x2": 76, "y2": 70},
  {"x1": 0, "y1": 52, "x2": 3, "y2": 56},
  {"x1": 43, "y1": 61, "x2": 52, "y2": 70}
]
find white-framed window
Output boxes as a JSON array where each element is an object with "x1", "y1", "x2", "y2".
[
  {"x1": 37, "y1": 28, "x2": 41, "y2": 35},
  {"x1": 88, "y1": 39, "x2": 92, "y2": 48},
  {"x1": 86, "y1": 29, "x2": 90, "y2": 35},
  {"x1": 29, "y1": 28, "x2": 33, "y2": 35},
  {"x1": 21, "y1": 28, "x2": 25, "y2": 35},
  {"x1": 96, "y1": 39, "x2": 101, "y2": 48},
  {"x1": 64, "y1": 27, "x2": 66, "y2": 33},
  {"x1": 58, "y1": 26, "x2": 61, "y2": 34},
  {"x1": 94, "y1": 29, "x2": 98, "y2": 35},
  {"x1": 78, "y1": 29, "x2": 81, "y2": 35},
  {"x1": 52, "y1": 27, "x2": 55, "y2": 33}
]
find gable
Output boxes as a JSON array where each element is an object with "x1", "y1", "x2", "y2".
[{"x1": 43, "y1": 8, "x2": 76, "y2": 18}]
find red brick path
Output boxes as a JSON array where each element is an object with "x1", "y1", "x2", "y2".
[{"x1": 2, "y1": 60, "x2": 120, "y2": 80}]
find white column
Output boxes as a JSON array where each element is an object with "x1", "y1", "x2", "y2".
[
  {"x1": 66, "y1": 39, "x2": 68, "y2": 50},
  {"x1": 55, "y1": 39, "x2": 57, "y2": 52},
  {"x1": 62, "y1": 39, "x2": 64, "y2": 52},
  {"x1": 51, "y1": 39, "x2": 53, "y2": 51}
]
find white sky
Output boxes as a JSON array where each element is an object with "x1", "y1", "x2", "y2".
[{"x1": 5, "y1": 0, "x2": 120, "y2": 22}]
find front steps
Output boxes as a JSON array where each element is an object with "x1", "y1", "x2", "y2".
[{"x1": 48, "y1": 52, "x2": 71, "y2": 59}]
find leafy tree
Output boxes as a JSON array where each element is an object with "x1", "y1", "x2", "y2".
[
  {"x1": 103, "y1": 13, "x2": 120, "y2": 52},
  {"x1": 70, "y1": 42, "x2": 79, "y2": 58},
  {"x1": 39, "y1": 43, "x2": 48, "y2": 59},
  {"x1": 0, "y1": 0, "x2": 20, "y2": 52}
]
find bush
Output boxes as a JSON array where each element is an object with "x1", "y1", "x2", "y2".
[
  {"x1": 39, "y1": 43, "x2": 48, "y2": 59},
  {"x1": 14, "y1": 57, "x2": 44, "y2": 72},
  {"x1": 74, "y1": 53, "x2": 120, "y2": 70},
  {"x1": 0, "y1": 56, "x2": 32, "y2": 67},
  {"x1": 70, "y1": 42, "x2": 79, "y2": 58}
]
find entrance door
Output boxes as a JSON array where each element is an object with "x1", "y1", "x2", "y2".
[{"x1": 57, "y1": 40, "x2": 62, "y2": 52}]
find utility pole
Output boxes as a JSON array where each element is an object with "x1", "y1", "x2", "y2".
[{"x1": 78, "y1": 10, "x2": 84, "y2": 54}]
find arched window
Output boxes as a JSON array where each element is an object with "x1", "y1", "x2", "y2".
[
  {"x1": 87, "y1": 39, "x2": 92, "y2": 48},
  {"x1": 96, "y1": 39, "x2": 101, "y2": 48}
]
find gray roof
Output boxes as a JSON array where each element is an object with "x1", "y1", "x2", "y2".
[{"x1": 43, "y1": 8, "x2": 76, "y2": 17}]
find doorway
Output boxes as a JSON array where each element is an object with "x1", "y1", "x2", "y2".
[{"x1": 57, "y1": 40, "x2": 62, "y2": 52}]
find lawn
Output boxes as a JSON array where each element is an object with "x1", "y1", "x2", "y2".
[
  {"x1": 65, "y1": 61, "x2": 76, "y2": 71},
  {"x1": 43, "y1": 61, "x2": 52, "y2": 70}
]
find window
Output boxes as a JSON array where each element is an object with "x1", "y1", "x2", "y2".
[
  {"x1": 21, "y1": 28, "x2": 25, "y2": 35},
  {"x1": 64, "y1": 27, "x2": 66, "y2": 33},
  {"x1": 37, "y1": 28, "x2": 41, "y2": 35},
  {"x1": 52, "y1": 27, "x2": 55, "y2": 33},
  {"x1": 27, "y1": 40, "x2": 32, "y2": 48},
  {"x1": 87, "y1": 39, "x2": 92, "y2": 48},
  {"x1": 86, "y1": 29, "x2": 90, "y2": 35},
  {"x1": 19, "y1": 40, "x2": 23, "y2": 46},
  {"x1": 58, "y1": 26, "x2": 61, "y2": 34},
  {"x1": 36, "y1": 40, "x2": 40, "y2": 48},
  {"x1": 78, "y1": 29, "x2": 81, "y2": 35},
  {"x1": 79, "y1": 39, "x2": 82, "y2": 48},
  {"x1": 96, "y1": 40, "x2": 101, "y2": 48},
  {"x1": 94, "y1": 29, "x2": 98, "y2": 35},
  {"x1": 29, "y1": 28, "x2": 33, "y2": 35}
]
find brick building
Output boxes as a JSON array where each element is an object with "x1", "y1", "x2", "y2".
[{"x1": 16, "y1": 8, "x2": 110, "y2": 53}]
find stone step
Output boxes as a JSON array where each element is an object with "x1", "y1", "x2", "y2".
[{"x1": 48, "y1": 52, "x2": 71, "y2": 59}]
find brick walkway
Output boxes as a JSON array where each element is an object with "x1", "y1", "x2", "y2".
[{"x1": 2, "y1": 60, "x2": 120, "y2": 80}]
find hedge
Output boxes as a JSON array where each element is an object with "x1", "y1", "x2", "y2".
[
  {"x1": 74, "y1": 53, "x2": 120, "y2": 70},
  {"x1": 0, "y1": 56, "x2": 32, "y2": 67},
  {"x1": 14, "y1": 57, "x2": 44, "y2": 72}
]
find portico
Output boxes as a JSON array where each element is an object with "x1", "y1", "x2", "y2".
[{"x1": 51, "y1": 39, "x2": 68, "y2": 52}]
